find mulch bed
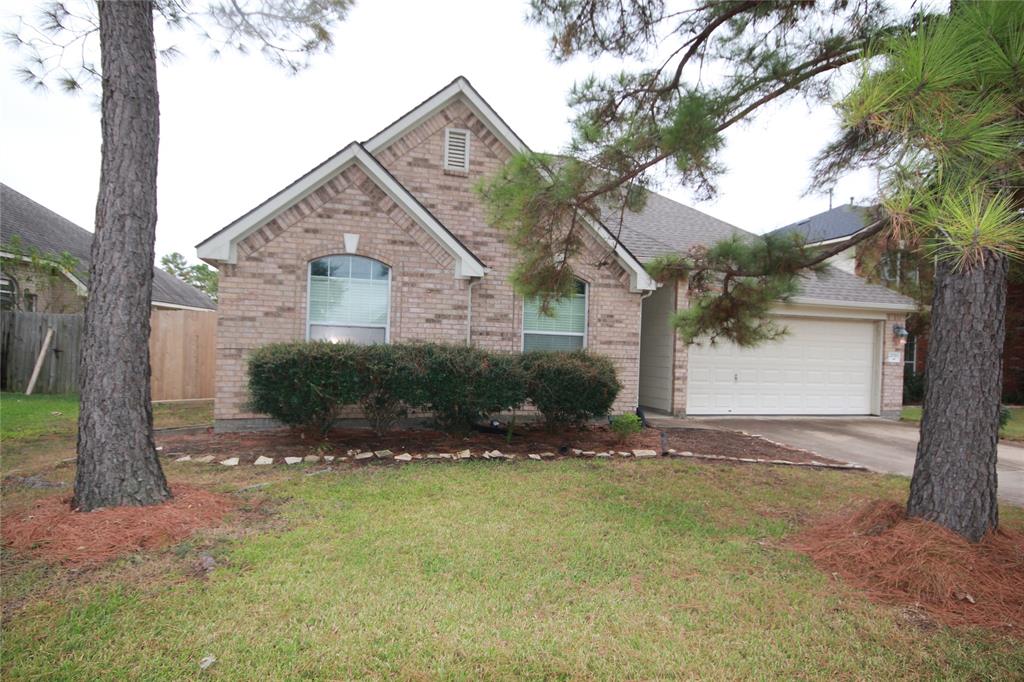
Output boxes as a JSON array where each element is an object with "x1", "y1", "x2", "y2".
[
  {"x1": 663, "y1": 427, "x2": 845, "y2": 465},
  {"x1": 788, "y1": 500, "x2": 1024, "y2": 634},
  {"x1": 157, "y1": 424, "x2": 664, "y2": 462},
  {"x1": 2, "y1": 486, "x2": 236, "y2": 567}
]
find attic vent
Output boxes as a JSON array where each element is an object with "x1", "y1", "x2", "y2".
[{"x1": 443, "y1": 128, "x2": 470, "y2": 173}]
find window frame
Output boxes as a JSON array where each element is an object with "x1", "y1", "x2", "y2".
[
  {"x1": 443, "y1": 127, "x2": 471, "y2": 173},
  {"x1": 904, "y1": 332, "x2": 917, "y2": 376},
  {"x1": 521, "y1": 279, "x2": 589, "y2": 352},
  {"x1": 0, "y1": 274, "x2": 18, "y2": 311},
  {"x1": 305, "y1": 254, "x2": 392, "y2": 344}
]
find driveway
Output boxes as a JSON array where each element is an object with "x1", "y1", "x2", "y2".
[{"x1": 648, "y1": 415, "x2": 1024, "y2": 506}]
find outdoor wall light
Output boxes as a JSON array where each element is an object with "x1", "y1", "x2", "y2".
[{"x1": 893, "y1": 324, "x2": 909, "y2": 348}]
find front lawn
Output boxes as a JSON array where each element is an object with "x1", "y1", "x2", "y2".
[
  {"x1": 3, "y1": 456, "x2": 1023, "y2": 678},
  {"x1": 0, "y1": 393, "x2": 212, "y2": 443},
  {"x1": 901, "y1": 405, "x2": 1024, "y2": 441}
]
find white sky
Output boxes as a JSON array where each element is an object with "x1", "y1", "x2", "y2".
[{"x1": 1, "y1": 0, "x2": 891, "y2": 267}]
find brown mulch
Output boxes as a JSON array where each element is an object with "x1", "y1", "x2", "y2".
[
  {"x1": 663, "y1": 427, "x2": 845, "y2": 465},
  {"x1": 2, "y1": 486, "x2": 236, "y2": 567},
  {"x1": 157, "y1": 424, "x2": 664, "y2": 462},
  {"x1": 788, "y1": 500, "x2": 1024, "y2": 633}
]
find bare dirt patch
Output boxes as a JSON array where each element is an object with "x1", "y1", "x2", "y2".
[
  {"x1": 663, "y1": 427, "x2": 845, "y2": 465},
  {"x1": 2, "y1": 486, "x2": 236, "y2": 567},
  {"x1": 157, "y1": 424, "x2": 663, "y2": 462},
  {"x1": 788, "y1": 500, "x2": 1024, "y2": 634}
]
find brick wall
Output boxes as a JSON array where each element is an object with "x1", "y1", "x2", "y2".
[
  {"x1": 1, "y1": 260, "x2": 85, "y2": 313},
  {"x1": 881, "y1": 313, "x2": 907, "y2": 418},
  {"x1": 213, "y1": 101, "x2": 643, "y2": 425}
]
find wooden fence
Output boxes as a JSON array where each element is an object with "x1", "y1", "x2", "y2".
[{"x1": 0, "y1": 309, "x2": 216, "y2": 400}]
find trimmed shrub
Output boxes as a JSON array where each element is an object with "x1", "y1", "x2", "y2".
[
  {"x1": 247, "y1": 342, "x2": 363, "y2": 434},
  {"x1": 903, "y1": 371, "x2": 925, "y2": 404},
  {"x1": 353, "y1": 343, "x2": 423, "y2": 435},
  {"x1": 610, "y1": 413, "x2": 643, "y2": 441},
  {"x1": 415, "y1": 343, "x2": 528, "y2": 432},
  {"x1": 521, "y1": 351, "x2": 621, "y2": 427}
]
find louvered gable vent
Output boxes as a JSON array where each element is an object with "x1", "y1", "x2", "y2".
[{"x1": 443, "y1": 128, "x2": 470, "y2": 172}]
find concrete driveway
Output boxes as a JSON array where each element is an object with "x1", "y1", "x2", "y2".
[{"x1": 648, "y1": 415, "x2": 1024, "y2": 506}]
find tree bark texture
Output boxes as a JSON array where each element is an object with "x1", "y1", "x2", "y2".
[
  {"x1": 907, "y1": 252, "x2": 1008, "y2": 542},
  {"x1": 74, "y1": 0, "x2": 170, "y2": 510}
]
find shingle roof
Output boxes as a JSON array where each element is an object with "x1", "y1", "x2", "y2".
[
  {"x1": 770, "y1": 204, "x2": 874, "y2": 244},
  {"x1": 1, "y1": 184, "x2": 215, "y2": 310},
  {"x1": 613, "y1": 192, "x2": 914, "y2": 310}
]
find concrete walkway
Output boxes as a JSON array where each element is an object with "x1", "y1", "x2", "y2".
[{"x1": 648, "y1": 415, "x2": 1024, "y2": 506}]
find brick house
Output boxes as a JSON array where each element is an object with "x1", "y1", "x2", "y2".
[
  {"x1": 198, "y1": 77, "x2": 916, "y2": 431},
  {"x1": 773, "y1": 202, "x2": 1024, "y2": 402}
]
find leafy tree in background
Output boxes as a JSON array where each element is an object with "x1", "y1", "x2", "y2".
[
  {"x1": 161, "y1": 251, "x2": 219, "y2": 302},
  {"x1": 483, "y1": 0, "x2": 1022, "y2": 540},
  {"x1": 7, "y1": 0, "x2": 354, "y2": 511}
]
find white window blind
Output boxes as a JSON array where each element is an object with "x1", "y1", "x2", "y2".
[
  {"x1": 308, "y1": 255, "x2": 390, "y2": 344},
  {"x1": 523, "y1": 280, "x2": 587, "y2": 352},
  {"x1": 444, "y1": 128, "x2": 470, "y2": 172}
]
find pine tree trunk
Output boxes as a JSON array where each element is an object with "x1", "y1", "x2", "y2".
[
  {"x1": 907, "y1": 252, "x2": 1008, "y2": 541},
  {"x1": 73, "y1": 0, "x2": 170, "y2": 511}
]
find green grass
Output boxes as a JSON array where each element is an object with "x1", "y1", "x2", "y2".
[
  {"x1": 3, "y1": 458, "x2": 1022, "y2": 680},
  {"x1": 1, "y1": 393, "x2": 212, "y2": 443},
  {"x1": 902, "y1": 405, "x2": 1024, "y2": 441}
]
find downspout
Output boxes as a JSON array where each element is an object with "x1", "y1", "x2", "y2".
[
  {"x1": 466, "y1": 278, "x2": 478, "y2": 345},
  {"x1": 636, "y1": 287, "x2": 656, "y2": 411}
]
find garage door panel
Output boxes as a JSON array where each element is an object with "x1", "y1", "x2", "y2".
[{"x1": 687, "y1": 317, "x2": 876, "y2": 416}]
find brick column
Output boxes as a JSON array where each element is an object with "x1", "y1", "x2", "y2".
[{"x1": 880, "y1": 313, "x2": 907, "y2": 418}]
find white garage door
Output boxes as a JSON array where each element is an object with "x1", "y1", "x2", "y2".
[{"x1": 686, "y1": 317, "x2": 877, "y2": 415}]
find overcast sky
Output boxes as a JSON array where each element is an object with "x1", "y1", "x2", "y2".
[{"x1": 2, "y1": 0, "x2": 900, "y2": 267}]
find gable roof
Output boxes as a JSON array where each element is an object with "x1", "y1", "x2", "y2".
[
  {"x1": 613, "y1": 192, "x2": 914, "y2": 311},
  {"x1": 1, "y1": 184, "x2": 216, "y2": 310},
  {"x1": 609, "y1": 192, "x2": 747, "y2": 262},
  {"x1": 770, "y1": 204, "x2": 875, "y2": 245},
  {"x1": 196, "y1": 143, "x2": 485, "y2": 278}
]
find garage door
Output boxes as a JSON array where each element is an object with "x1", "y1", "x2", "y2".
[{"x1": 686, "y1": 317, "x2": 877, "y2": 415}]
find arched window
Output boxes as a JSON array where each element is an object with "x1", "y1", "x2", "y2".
[
  {"x1": 307, "y1": 255, "x2": 390, "y2": 344},
  {"x1": 522, "y1": 279, "x2": 588, "y2": 352}
]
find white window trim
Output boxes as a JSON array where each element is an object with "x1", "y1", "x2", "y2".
[
  {"x1": 305, "y1": 255, "x2": 392, "y2": 343},
  {"x1": 904, "y1": 333, "x2": 917, "y2": 374},
  {"x1": 520, "y1": 280, "x2": 589, "y2": 352},
  {"x1": 443, "y1": 128, "x2": 471, "y2": 173}
]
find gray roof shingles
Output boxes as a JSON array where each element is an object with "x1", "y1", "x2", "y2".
[
  {"x1": 1, "y1": 183, "x2": 215, "y2": 310},
  {"x1": 770, "y1": 203, "x2": 874, "y2": 244},
  {"x1": 610, "y1": 192, "x2": 913, "y2": 309}
]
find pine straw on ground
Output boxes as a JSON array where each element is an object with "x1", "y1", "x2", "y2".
[
  {"x1": 788, "y1": 500, "x2": 1024, "y2": 633},
  {"x1": 2, "y1": 486, "x2": 236, "y2": 567}
]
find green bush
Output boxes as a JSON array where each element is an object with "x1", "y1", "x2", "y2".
[
  {"x1": 247, "y1": 342, "x2": 363, "y2": 435},
  {"x1": 521, "y1": 351, "x2": 621, "y2": 427},
  {"x1": 353, "y1": 344, "x2": 423, "y2": 435},
  {"x1": 416, "y1": 343, "x2": 528, "y2": 432},
  {"x1": 610, "y1": 413, "x2": 642, "y2": 441},
  {"x1": 903, "y1": 371, "x2": 925, "y2": 404},
  {"x1": 247, "y1": 342, "x2": 622, "y2": 435}
]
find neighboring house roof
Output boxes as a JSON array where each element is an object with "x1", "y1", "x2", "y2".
[
  {"x1": 770, "y1": 203, "x2": 875, "y2": 245},
  {"x1": 1, "y1": 183, "x2": 216, "y2": 310}
]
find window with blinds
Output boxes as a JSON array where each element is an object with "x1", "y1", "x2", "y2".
[
  {"x1": 522, "y1": 279, "x2": 587, "y2": 352},
  {"x1": 308, "y1": 255, "x2": 390, "y2": 344},
  {"x1": 443, "y1": 128, "x2": 470, "y2": 173}
]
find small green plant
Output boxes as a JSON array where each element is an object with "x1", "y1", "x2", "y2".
[
  {"x1": 610, "y1": 413, "x2": 642, "y2": 441},
  {"x1": 999, "y1": 405, "x2": 1011, "y2": 432}
]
